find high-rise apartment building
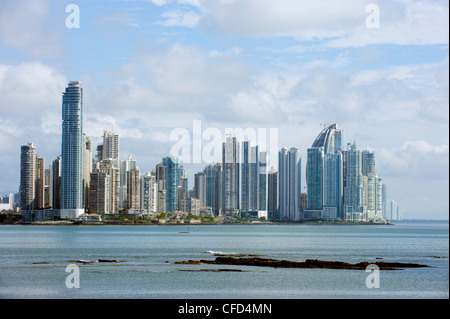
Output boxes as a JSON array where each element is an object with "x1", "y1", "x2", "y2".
[
  {"x1": 19, "y1": 142, "x2": 37, "y2": 211},
  {"x1": 343, "y1": 141, "x2": 366, "y2": 221},
  {"x1": 323, "y1": 151, "x2": 343, "y2": 220},
  {"x1": 267, "y1": 169, "x2": 278, "y2": 220},
  {"x1": 82, "y1": 134, "x2": 92, "y2": 209},
  {"x1": 102, "y1": 130, "x2": 119, "y2": 165},
  {"x1": 51, "y1": 156, "x2": 62, "y2": 209},
  {"x1": 194, "y1": 171, "x2": 206, "y2": 207},
  {"x1": 89, "y1": 170, "x2": 110, "y2": 214},
  {"x1": 362, "y1": 150, "x2": 376, "y2": 176},
  {"x1": 204, "y1": 163, "x2": 222, "y2": 215},
  {"x1": 35, "y1": 155, "x2": 46, "y2": 209},
  {"x1": 126, "y1": 168, "x2": 140, "y2": 210},
  {"x1": 60, "y1": 81, "x2": 84, "y2": 219},
  {"x1": 141, "y1": 172, "x2": 157, "y2": 213},
  {"x1": 98, "y1": 158, "x2": 120, "y2": 213},
  {"x1": 363, "y1": 173, "x2": 383, "y2": 221},
  {"x1": 163, "y1": 156, "x2": 178, "y2": 212},
  {"x1": 222, "y1": 136, "x2": 239, "y2": 215},
  {"x1": 278, "y1": 147, "x2": 301, "y2": 220}
]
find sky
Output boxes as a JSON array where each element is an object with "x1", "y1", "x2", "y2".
[{"x1": 0, "y1": 0, "x2": 448, "y2": 219}]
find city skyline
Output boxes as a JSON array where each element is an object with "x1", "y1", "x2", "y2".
[
  {"x1": 13, "y1": 97, "x2": 398, "y2": 222},
  {"x1": 0, "y1": 0, "x2": 448, "y2": 219}
]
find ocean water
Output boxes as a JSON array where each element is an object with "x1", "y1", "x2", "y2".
[{"x1": 0, "y1": 220, "x2": 448, "y2": 299}]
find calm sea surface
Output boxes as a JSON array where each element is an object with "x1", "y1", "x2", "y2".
[{"x1": 0, "y1": 220, "x2": 448, "y2": 299}]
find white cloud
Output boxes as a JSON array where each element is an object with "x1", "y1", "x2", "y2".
[
  {"x1": 155, "y1": 9, "x2": 201, "y2": 27},
  {"x1": 0, "y1": 61, "x2": 67, "y2": 116},
  {"x1": 0, "y1": 0, "x2": 63, "y2": 60},
  {"x1": 195, "y1": 0, "x2": 448, "y2": 46}
]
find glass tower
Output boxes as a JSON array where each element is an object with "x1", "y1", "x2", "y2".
[
  {"x1": 60, "y1": 81, "x2": 84, "y2": 218},
  {"x1": 306, "y1": 124, "x2": 343, "y2": 219},
  {"x1": 163, "y1": 156, "x2": 178, "y2": 212},
  {"x1": 278, "y1": 147, "x2": 301, "y2": 220}
]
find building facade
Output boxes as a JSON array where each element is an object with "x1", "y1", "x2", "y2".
[
  {"x1": 60, "y1": 81, "x2": 84, "y2": 219},
  {"x1": 222, "y1": 136, "x2": 239, "y2": 214},
  {"x1": 278, "y1": 147, "x2": 301, "y2": 220},
  {"x1": 163, "y1": 156, "x2": 179, "y2": 212}
]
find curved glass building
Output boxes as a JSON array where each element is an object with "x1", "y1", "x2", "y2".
[{"x1": 306, "y1": 124, "x2": 343, "y2": 220}]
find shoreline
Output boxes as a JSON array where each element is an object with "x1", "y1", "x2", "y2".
[{"x1": 1, "y1": 220, "x2": 393, "y2": 226}]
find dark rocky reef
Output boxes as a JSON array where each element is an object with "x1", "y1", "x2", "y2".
[{"x1": 175, "y1": 256, "x2": 429, "y2": 270}]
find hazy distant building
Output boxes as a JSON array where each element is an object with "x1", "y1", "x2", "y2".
[
  {"x1": 60, "y1": 81, "x2": 84, "y2": 219},
  {"x1": 382, "y1": 183, "x2": 387, "y2": 220}
]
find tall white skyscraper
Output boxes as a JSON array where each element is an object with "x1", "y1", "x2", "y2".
[
  {"x1": 278, "y1": 147, "x2": 301, "y2": 220},
  {"x1": 60, "y1": 81, "x2": 84, "y2": 219}
]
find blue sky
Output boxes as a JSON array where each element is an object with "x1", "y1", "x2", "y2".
[{"x1": 0, "y1": 0, "x2": 448, "y2": 219}]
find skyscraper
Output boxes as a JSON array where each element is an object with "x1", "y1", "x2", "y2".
[
  {"x1": 98, "y1": 158, "x2": 120, "y2": 213},
  {"x1": 35, "y1": 155, "x2": 45, "y2": 209},
  {"x1": 60, "y1": 81, "x2": 84, "y2": 219},
  {"x1": 194, "y1": 171, "x2": 206, "y2": 206},
  {"x1": 278, "y1": 147, "x2": 301, "y2": 220},
  {"x1": 306, "y1": 147, "x2": 323, "y2": 211},
  {"x1": 163, "y1": 156, "x2": 179, "y2": 212},
  {"x1": 362, "y1": 150, "x2": 376, "y2": 176},
  {"x1": 102, "y1": 130, "x2": 119, "y2": 166},
  {"x1": 222, "y1": 136, "x2": 239, "y2": 215},
  {"x1": 305, "y1": 124, "x2": 342, "y2": 220},
  {"x1": 364, "y1": 173, "x2": 383, "y2": 221},
  {"x1": 89, "y1": 170, "x2": 110, "y2": 214},
  {"x1": 141, "y1": 172, "x2": 157, "y2": 213},
  {"x1": 51, "y1": 156, "x2": 62, "y2": 209},
  {"x1": 343, "y1": 141, "x2": 366, "y2": 221},
  {"x1": 241, "y1": 142, "x2": 267, "y2": 213},
  {"x1": 126, "y1": 167, "x2": 140, "y2": 210},
  {"x1": 323, "y1": 151, "x2": 343, "y2": 220},
  {"x1": 19, "y1": 142, "x2": 37, "y2": 211},
  {"x1": 267, "y1": 169, "x2": 278, "y2": 219},
  {"x1": 82, "y1": 133, "x2": 92, "y2": 209}
]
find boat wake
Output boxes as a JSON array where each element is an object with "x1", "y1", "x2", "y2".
[{"x1": 206, "y1": 250, "x2": 242, "y2": 256}]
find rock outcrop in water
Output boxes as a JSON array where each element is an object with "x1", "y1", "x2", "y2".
[{"x1": 175, "y1": 256, "x2": 429, "y2": 270}]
